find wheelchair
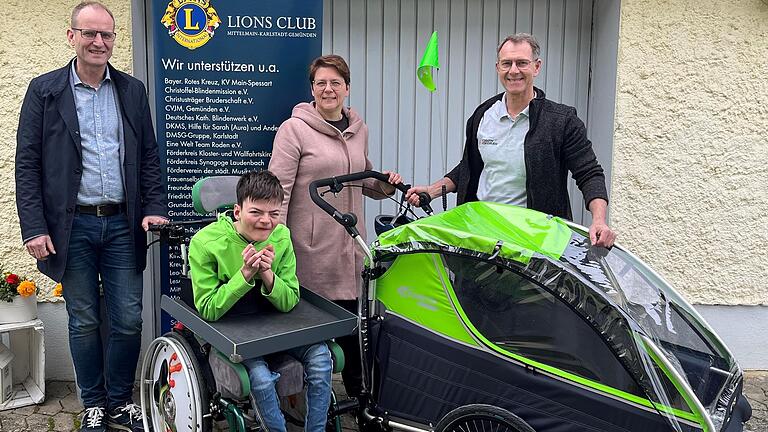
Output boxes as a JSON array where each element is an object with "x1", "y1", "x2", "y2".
[{"x1": 140, "y1": 175, "x2": 358, "y2": 432}]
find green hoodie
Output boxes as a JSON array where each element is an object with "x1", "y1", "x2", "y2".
[{"x1": 188, "y1": 212, "x2": 300, "y2": 321}]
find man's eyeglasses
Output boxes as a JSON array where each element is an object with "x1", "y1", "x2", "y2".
[
  {"x1": 72, "y1": 28, "x2": 117, "y2": 42},
  {"x1": 312, "y1": 80, "x2": 345, "y2": 90},
  {"x1": 497, "y1": 59, "x2": 536, "y2": 71}
]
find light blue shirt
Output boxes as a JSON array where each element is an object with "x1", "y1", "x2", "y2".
[
  {"x1": 69, "y1": 61, "x2": 125, "y2": 205},
  {"x1": 476, "y1": 93, "x2": 530, "y2": 206}
]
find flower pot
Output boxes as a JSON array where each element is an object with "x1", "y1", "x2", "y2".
[{"x1": 0, "y1": 295, "x2": 38, "y2": 324}]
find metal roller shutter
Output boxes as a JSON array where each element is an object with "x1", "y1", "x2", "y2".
[{"x1": 323, "y1": 0, "x2": 596, "y2": 226}]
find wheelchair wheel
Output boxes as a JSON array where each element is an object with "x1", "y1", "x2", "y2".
[
  {"x1": 435, "y1": 404, "x2": 535, "y2": 432},
  {"x1": 140, "y1": 331, "x2": 212, "y2": 432}
]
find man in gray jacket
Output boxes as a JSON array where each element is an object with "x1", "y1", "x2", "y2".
[{"x1": 407, "y1": 33, "x2": 615, "y2": 247}]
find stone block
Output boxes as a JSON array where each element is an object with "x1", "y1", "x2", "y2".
[
  {"x1": 25, "y1": 412, "x2": 51, "y2": 431},
  {"x1": 36, "y1": 398, "x2": 63, "y2": 415},
  {"x1": 0, "y1": 411, "x2": 28, "y2": 431},
  {"x1": 52, "y1": 411, "x2": 77, "y2": 432},
  {"x1": 59, "y1": 392, "x2": 83, "y2": 414}
]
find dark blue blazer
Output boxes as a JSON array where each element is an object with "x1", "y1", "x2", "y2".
[{"x1": 15, "y1": 59, "x2": 166, "y2": 281}]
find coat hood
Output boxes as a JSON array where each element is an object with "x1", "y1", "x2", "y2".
[{"x1": 290, "y1": 102, "x2": 365, "y2": 137}]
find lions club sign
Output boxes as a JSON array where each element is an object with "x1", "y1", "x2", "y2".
[{"x1": 161, "y1": 0, "x2": 221, "y2": 50}]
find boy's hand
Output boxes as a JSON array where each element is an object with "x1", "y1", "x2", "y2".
[
  {"x1": 240, "y1": 244, "x2": 276, "y2": 292},
  {"x1": 256, "y1": 244, "x2": 275, "y2": 274},
  {"x1": 256, "y1": 245, "x2": 275, "y2": 292},
  {"x1": 241, "y1": 243, "x2": 262, "y2": 282}
]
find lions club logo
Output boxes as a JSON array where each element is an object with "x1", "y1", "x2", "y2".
[{"x1": 161, "y1": 0, "x2": 221, "y2": 50}]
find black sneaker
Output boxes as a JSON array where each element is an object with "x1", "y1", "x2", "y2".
[
  {"x1": 107, "y1": 402, "x2": 144, "y2": 432},
  {"x1": 80, "y1": 407, "x2": 107, "y2": 432}
]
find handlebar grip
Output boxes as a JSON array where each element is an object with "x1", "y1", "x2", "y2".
[
  {"x1": 418, "y1": 192, "x2": 434, "y2": 215},
  {"x1": 309, "y1": 175, "x2": 364, "y2": 234},
  {"x1": 148, "y1": 223, "x2": 165, "y2": 233},
  {"x1": 148, "y1": 218, "x2": 217, "y2": 232},
  {"x1": 309, "y1": 179, "x2": 343, "y2": 220}
]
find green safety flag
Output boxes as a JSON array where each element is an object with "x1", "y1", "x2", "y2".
[{"x1": 417, "y1": 31, "x2": 440, "y2": 92}]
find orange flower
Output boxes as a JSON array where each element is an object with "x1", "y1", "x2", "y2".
[
  {"x1": 53, "y1": 283, "x2": 63, "y2": 297},
  {"x1": 17, "y1": 280, "x2": 37, "y2": 297}
]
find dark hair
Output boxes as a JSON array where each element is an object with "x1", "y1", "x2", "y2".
[
  {"x1": 309, "y1": 55, "x2": 351, "y2": 85},
  {"x1": 236, "y1": 170, "x2": 284, "y2": 205},
  {"x1": 71, "y1": 1, "x2": 115, "y2": 28},
  {"x1": 497, "y1": 33, "x2": 541, "y2": 60}
]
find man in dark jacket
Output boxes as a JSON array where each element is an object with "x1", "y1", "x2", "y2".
[
  {"x1": 15, "y1": 2, "x2": 166, "y2": 431},
  {"x1": 407, "y1": 33, "x2": 615, "y2": 247}
]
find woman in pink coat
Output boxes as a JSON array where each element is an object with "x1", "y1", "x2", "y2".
[{"x1": 268, "y1": 55, "x2": 401, "y2": 398}]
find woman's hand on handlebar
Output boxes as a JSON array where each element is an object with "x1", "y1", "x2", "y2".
[{"x1": 381, "y1": 170, "x2": 403, "y2": 194}]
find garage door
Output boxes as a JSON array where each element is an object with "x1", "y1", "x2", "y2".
[{"x1": 322, "y1": 0, "x2": 596, "y2": 226}]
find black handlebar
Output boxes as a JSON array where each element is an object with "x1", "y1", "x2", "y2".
[
  {"x1": 148, "y1": 217, "x2": 217, "y2": 233},
  {"x1": 147, "y1": 218, "x2": 217, "y2": 247},
  {"x1": 309, "y1": 170, "x2": 432, "y2": 237}
]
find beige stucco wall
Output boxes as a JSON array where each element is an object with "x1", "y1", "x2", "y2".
[
  {"x1": 612, "y1": 0, "x2": 768, "y2": 304},
  {"x1": 0, "y1": 0, "x2": 132, "y2": 298},
  {"x1": 1, "y1": 0, "x2": 766, "y2": 308}
]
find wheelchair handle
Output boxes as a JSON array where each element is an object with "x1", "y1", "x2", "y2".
[
  {"x1": 309, "y1": 170, "x2": 431, "y2": 236},
  {"x1": 148, "y1": 218, "x2": 217, "y2": 233},
  {"x1": 147, "y1": 218, "x2": 217, "y2": 248}
]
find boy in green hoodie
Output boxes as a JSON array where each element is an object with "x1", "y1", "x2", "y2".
[{"x1": 188, "y1": 170, "x2": 331, "y2": 432}]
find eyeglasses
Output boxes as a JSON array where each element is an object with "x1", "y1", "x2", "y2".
[
  {"x1": 312, "y1": 80, "x2": 345, "y2": 90},
  {"x1": 497, "y1": 59, "x2": 536, "y2": 71},
  {"x1": 72, "y1": 28, "x2": 116, "y2": 42}
]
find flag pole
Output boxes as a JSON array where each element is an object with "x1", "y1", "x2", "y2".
[{"x1": 417, "y1": 31, "x2": 448, "y2": 208}]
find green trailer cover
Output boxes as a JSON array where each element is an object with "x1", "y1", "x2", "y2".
[{"x1": 374, "y1": 202, "x2": 572, "y2": 264}]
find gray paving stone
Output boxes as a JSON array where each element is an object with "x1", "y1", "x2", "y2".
[
  {"x1": 25, "y1": 412, "x2": 52, "y2": 431},
  {"x1": 5, "y1": 372, "x2": 768, "y2": 432},
  {"x1": 0, "y1": 411, "x2": 29, "y2": 431},
  {"x1": 60, "y1": 392, "x2": 83, "y2": 414},
  {"x1": 0, "y1": 425, "x2": 31, "y2": 432},
  {"x1": 12, "y1": 404, "x2": 38, "y2": 416},
  {"x1": 51, "y1": 411, "x2": 77, "y2": 432},
  {"x1": 37, "y1": 398, "x2": 63, "y2": 416},
  {"x1": 745, "y1": 371, "x2": 768, "y2": 431}
]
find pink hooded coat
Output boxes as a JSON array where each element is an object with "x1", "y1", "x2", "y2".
[{"x1": 268, "y1": 102, "x2": 390, "y2": 300}]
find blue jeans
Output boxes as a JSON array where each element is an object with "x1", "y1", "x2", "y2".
[
  {"x1": 61, "y1": 212, "x2": 143, "y2": 410},
  {"x1": 243, "y1": 343, "x2": 332, "y2": 432}
]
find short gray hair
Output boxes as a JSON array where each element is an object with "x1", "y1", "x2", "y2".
[
  {"x1": 71, "y1": 1, "x2": 115, "y2": 28},
  {"x1": 497, "y1": 33, "x2": 541, "y2": 60}
]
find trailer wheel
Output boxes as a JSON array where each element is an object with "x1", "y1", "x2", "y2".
[{"x1": 435, "y1": 404, "x2": 535, "y2": 432}]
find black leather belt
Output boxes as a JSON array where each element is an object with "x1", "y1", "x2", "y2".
[{"x1": 77, "y1": 203, "x2": 125, "y2": 217}]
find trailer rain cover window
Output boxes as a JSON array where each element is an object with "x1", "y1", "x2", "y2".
[{"x1": 444, "y1": 254, "x2": 644, "y2": 397}]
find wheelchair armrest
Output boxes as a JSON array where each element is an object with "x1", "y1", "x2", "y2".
[
  {"x1": 328, "y1": 340, "x2": 345, "y2": 374},
  {"x1": 209, "y1": 349, "x2": 251, "y2": 401}
]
